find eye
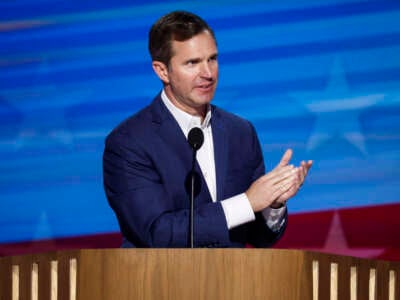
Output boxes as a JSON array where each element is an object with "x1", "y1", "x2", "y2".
[
  {"x1": 186, "y1": 59, "x2": 200, "y2": 66},
  {"x1": 209, "y1": 55, "x2": 218, "y2": 62}
]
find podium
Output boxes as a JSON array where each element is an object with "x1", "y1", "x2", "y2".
[{"x1": 1, "y1": 249, "x2": 400, "y2": 299}]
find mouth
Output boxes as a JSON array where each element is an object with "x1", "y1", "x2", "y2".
[{"x1": 196, "y1": 82, "x2": 214, "y2": 92}]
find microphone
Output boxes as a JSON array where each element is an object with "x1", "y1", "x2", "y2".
[
  {"x1": 188, "y1": 127, "x2": 204, "y2": 151},
  {"x1": 187, "y1": 127, "x2": 204, "y2": 248}
]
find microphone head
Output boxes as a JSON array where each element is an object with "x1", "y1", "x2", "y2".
[{"x1": 188, "y1": 127, "x2": 204, "y2": 150}]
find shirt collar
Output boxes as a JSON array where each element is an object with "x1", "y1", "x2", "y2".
[{"x1": 161, "y1": 89, "x2": 212, "y2": 137}]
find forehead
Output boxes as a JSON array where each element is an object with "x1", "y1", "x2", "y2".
[{"x1": 170, "y1": 31, "x2": 217, "y2": 59}]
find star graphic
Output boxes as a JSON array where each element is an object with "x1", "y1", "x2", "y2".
[
  {"x1": 32, "y1": 211, "x2": 54, "y2": 241},
  {"x1": 292, "y1": 58, "x2": 385, "y2": 155},
  {"x1": 311, "y1": 211, "x2": 385, "y2": 259}
]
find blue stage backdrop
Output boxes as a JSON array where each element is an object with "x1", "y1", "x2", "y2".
[{"x1": 1, "y1": 0, "x2": 400, "y2": 257}]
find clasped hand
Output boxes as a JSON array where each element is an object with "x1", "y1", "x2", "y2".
[{"x1": 246, "y1": 149, "x2": 313, "y2": 212}]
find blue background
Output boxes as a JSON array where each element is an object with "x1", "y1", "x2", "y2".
[{"x1": 1, "y1": 0, "x2": 399, "y2": 244}]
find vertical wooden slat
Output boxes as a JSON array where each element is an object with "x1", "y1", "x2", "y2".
[
  {"x1": 331, "y1": 263, "x2": 338, "y2": 300},
  {"x1": 369, "y1": 268, "x2": 376, "y2": 300},
  {"x1": 389, "y1": 270, "x2": 396, "y2": 300},
  {"x1": 313, "y1": 260, "x2": 319, "y2": 300},
  {"x1": 350, "y1": 266, "x2": 357, "y2": 300},
  {"x1": 12, "y1": 265, "x2": 19, "y2": 300},
  {"x1": 31, "y1": 263, "x2": 38, "y2": 300},
  {"x1": 51, "y1": 261, "x2": 58, "y2": 300},
  {"x1": 69, "y1": 259, "x2": 77, "y2": 300}
]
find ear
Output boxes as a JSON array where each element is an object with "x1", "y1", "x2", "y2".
[{"x1": 152, "y1": 61, "x2": 169, "y2": 83}]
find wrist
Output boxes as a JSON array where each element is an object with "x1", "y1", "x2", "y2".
[{"x1": 270, "y1": 201, "x2": 285, "y2": 209}]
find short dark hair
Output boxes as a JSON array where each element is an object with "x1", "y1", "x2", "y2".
[{"x1": 148, "y1": 11, "x2": 216, "y2": 65}]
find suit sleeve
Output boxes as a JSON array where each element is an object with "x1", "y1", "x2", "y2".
[
  {"x1": 245, "y1": 122, "x2": 288, "y2": 247},
  {"x1": 103, "y1": 131, "x2": 231, "y2": 248}
]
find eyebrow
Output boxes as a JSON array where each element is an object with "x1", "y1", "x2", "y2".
[
  {"x1": 184, "y1": 52, "x2": 218, "y2": 64},
  {"x1": 209, "y1": 53, "x2": 218, "y2": 59}
]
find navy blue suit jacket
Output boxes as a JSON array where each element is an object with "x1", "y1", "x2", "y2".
[{"x1": 103, "y1": 94, "x2": 287, "y2": 248}]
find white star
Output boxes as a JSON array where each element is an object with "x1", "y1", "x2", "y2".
[
  {"x1": 292, "y1": 58, "x2": 384, "y2": 155},
  {"x1": 310, "y1": 211, "x2": 385, "y2": 258}
]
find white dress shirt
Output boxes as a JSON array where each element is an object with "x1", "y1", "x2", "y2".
[{"x1": 161, "y1": 90, "x2": 286, "y2": 231}]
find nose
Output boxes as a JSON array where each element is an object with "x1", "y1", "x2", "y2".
[{"x1": 199, "y1": 62, "x2": 213, "y2": 78}]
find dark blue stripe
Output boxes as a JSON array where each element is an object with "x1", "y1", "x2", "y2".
[
  {"x1": 208, "y1": 0, "x2": 400, "y2": 30},
  {"x1": 219, "y1": 67, "x2": 400, "y2": 96},
  {"x1": 65, "y1": 96, "x2": 148, "y2": 119},
  {"x1": 2, "y1": 62, "x2": 400, "y2": 98},
  {"x1": 0, "y1": 60, "x2": 151, "y2": 89},
  {"x1": 0, "y1": 0, "x2": 168, "y2": 21},
  {"x1": 2, "y1": 0, "x2": 400, "y2": 29},
  {"x1": 220, "y1": 32, "x2": 400, "y2": 64},
  {"x1": 2, "y1": 2, "x2": 400, "y2": 56},
  {"x1": 1, "y1": 67, "x2": 398, "y2": 131},
  {"x1": 2, "y1": 31, "x2": 400, "y2": 89},
  {"x1": 0, "y1": 26, "x2": 149, "y2": 56}
]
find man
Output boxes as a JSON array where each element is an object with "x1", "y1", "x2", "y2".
[{"x1": 103, "y1": 11, "x2": 312, "y2": 248}]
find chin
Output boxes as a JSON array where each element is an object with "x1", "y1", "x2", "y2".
[
  {"x1": 197, "y1": 92, "x2": 215, "y2": 104},
  {"x1": 197, "y1": 98, "x2": 213, "y2": 106}
]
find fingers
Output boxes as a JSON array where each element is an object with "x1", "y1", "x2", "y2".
[
  {"x1": 273, "y1": 159, "x2": 313, "y2": 206},
  {"x1": 268, "y1": 157, "x2": 312, "y2": 190},
  {"x1": 262, "y1": 164, "x2": 296, "y2": 183},
  {"x1": 298, "y1": 160, "x2": 313, "y2": 186},
  {"x1": 246, "y1": 166, "x2": 298, "y2": 212},
  {"x1": 272, "y1": 167, "x2": 298, "y2": 187},
  {"x1": 274, "y1": 173, "x2": 297, "y2": 194},
  {"x1": 247, "y1": 152, "x2": 312, "y2": 212},
  {"x1": 275, "y1": 183, "x2": 298, "y2": 204},
  {"x1": 274, "y1": 149, "x2": 293, "y2": 169},
  {"x1": 298, "y1": 162, "x2": 306, "y2": 184},
  {"x1": 271, "y1": 175, "x2": 298, "y2": 205},
  {"x1": 301, "y1": 160, "x2": 313, "y2": 170}
]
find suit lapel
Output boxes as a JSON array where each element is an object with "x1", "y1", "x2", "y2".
[
  {"x1": 149, "y1": 95, "x2": 219, "y2": 204},
  {"x1": 211, "y1": 108, "x2": 228, "y2": 201},
  {"x1": 150, "y1": 95, "x2": 192, "y2": 168}
]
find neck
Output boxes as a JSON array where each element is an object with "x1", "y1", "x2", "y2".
[{"x1": 164, "y1": 89, "x2": 207, "y2": 121}]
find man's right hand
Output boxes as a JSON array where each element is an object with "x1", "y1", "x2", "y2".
[{"x1": 245, "y1": 149, "x2": 300, "y2": 212}]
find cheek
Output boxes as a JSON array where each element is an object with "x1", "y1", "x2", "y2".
[
  {"x1": 181, "y1": 75, "x2": 197, "y2": 90},
  {"x1": 170, "y1": 69, "x2": 199, "y2": 92},
  {"x1": 212, "y1": 69, "x2": 219, "y2": 82},
  {"x1": 211, "y1": 63, "x2": 219, "y2": 75},
  {"x1": 174, "y1": 70, "x2": 194, "y2": 83},
  {"x1": 171, "y1": 76, "x2": 193, "y2": 95}
]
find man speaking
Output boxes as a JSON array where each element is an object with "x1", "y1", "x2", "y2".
[{"x1": 103, "y1": 11, "x2": 312, "y2": 248}]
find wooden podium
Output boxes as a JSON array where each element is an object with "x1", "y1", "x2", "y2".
[{"x1": 1, "y1": 249, "x2": 399, "y2": 300}]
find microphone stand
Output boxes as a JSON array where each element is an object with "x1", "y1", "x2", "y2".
[
  {"x1": 189, "y1": 149, "x2": 196, "y2": 248},
  {"x1": 187, "y1": 127, "x2": 204, "y2": 248}
]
